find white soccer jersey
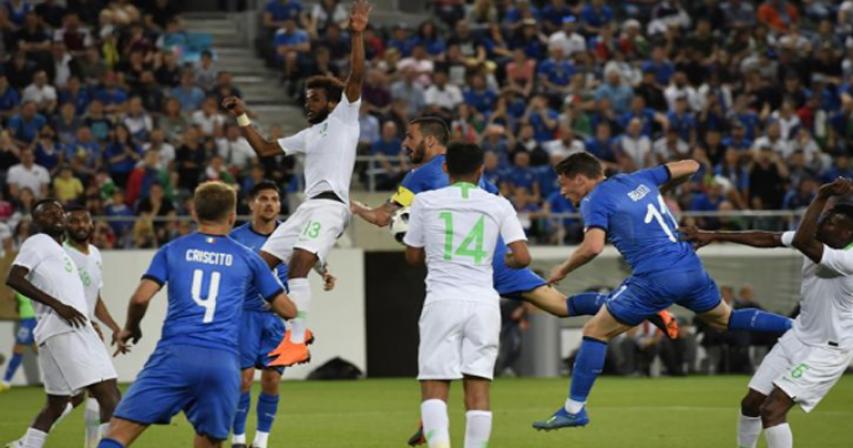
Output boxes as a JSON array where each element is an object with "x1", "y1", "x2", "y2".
[
  {"x1": 782, "y1": 231, "x2": 853, "y2": 349},
  {"x1": 404, "y1": 183, "x2": 527, "y2": 304},
  {"x1": 12, "y1": 234, "x2": 89, "y2": 344},
  {"x1": 64, "y1": 243, "x2": 103, "y2": 319},
  {"x1": 276, "y1": 93, "x2": 361, "y2": 204}
]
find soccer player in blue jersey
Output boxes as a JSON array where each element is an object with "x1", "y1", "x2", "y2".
[
  {"x1": 97, "y1": 182, "x2": 297, "y2": 448},
  {"x1": 350, "y1": 117, "x2": 678, "y2": 445},
  {"x1": 532, "y1": 152, "x2": 793, "y2": 431}
]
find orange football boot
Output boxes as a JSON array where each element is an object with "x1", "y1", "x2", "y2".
[{"x1": 267, "y1": 329, "x2": 315, "y2": 367}]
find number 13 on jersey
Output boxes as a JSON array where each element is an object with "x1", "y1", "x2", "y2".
[{"x1": 439, "y1": 211, "x2": 488, "y2": 264}]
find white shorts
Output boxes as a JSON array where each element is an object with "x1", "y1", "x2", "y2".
[
  {"x1": 417, "y1": 300, "x2": 500, "y2": 381},
  {"x1": 748, "y1": 330, "x2": 852, "y2": 412},
  {"x1": 38, "y1": 326, "x2": 117, "y2": 396},
  {"x1": 261, "y1": 198, "x2": 350, "y2": 265}
]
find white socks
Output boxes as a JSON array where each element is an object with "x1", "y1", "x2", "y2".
[
  {"x1": 232, "y1": 433, "x2": 246, "y2": 444},
  {"x1": 22, "y1": 428, "x2": 47, "y2": 448},
  {"x1": 737, "y1": 413, "x2": 761, "y2": 448},
  {"x1": 288, "y1": 278, "x2": 311, "y2": 343},
  {"x1": 464, "y1": 411, "x2": 492, "y2": 448},
  {"x1": 253, "y1": 431, "x2": 269, "y2": 448},
  {"x1": 421, "y1": 399, "x2": 450, "y2": 448},
  {"x1": 85, "y1": 398, "x2": 101, "y2": 448},
  {"x1": 564, "y1": 398, "x2": 585, "y2": 414},
  {"x1": 765, "y1": 423, "x2": 793, "y2": 448}
]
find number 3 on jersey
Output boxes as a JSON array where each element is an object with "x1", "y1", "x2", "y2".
[
  {"x1": 644, "y1": 194, "x2": 678, "y2": 242},
  {"x1": 439, "y1": 211, "x2": 488, "y2": 264},
  {"x1": 191, "y1": 269, "x2": 220, "y2": 323}
]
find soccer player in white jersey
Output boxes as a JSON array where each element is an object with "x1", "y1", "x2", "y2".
[
  {"x1": 5, "y1": 200, "x2": 121, "y2": 448},
  {"x1": 683, "y1": 177, "x2": 853, "y2": 448},
  {"x1": 221, "y1": 0, "x2": 371, "y2": 367},
  {"x1": 403, "y1": 142, "x2": 531, "y2": 448}
]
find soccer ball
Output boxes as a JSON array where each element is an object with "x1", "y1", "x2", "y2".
[{"x1": 389, "y1": 207, "x2": 411, "y2": 244}]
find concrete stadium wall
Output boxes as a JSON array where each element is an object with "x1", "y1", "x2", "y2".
[{"x1": 0, "y1": 248, "x2": 366, "y2": 384}]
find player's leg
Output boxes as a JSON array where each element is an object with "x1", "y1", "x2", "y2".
[
  {"x1": 2, "y1": 318, "x2": 37, "y2": 391},
  {"x1": 252, "y1": 369, "x2": 282, "y2": 448},
  {"x1": 185, "y1": 347, "x2": 240, "y2": 448},
  {"x1": 19, "y1": 394, "x2": 72, "y2": 448},
  {"x1": 97, "y1": 418, "x2": 148, "y2": 447},
  {"x1": 83, "y1": 395, "x2": 101, "y2": 448},
  {"x1": 533, "y1": 283, "x2": 641, "y2": 431},
  {"x1": 285, "y1": 247, "x2": 317, "y2": 345},
  {"x1": 759, "y1": 387, "x2": 796, "y2": 448},
  {"x1": 231, "y1": 368, "x2": 255, "y2": 448},
  {"x1": 738, "y1": 389, "x2": 767, "y2": 448},
  {"x1": 420, "y1": 380, "x2": 451, "y2": 448},
  {"x1": 689, "y1": 273, "x2": 791, "y2": 334},
  {"x1": 462, "y1": 376, "x2": 491, "y2": 448},
  {"x1": 87, "y1": 379, "x2": 122, "y2": 438},
  {"x1": 193, "y1": 434, "x2": 224, "y2": 448}
]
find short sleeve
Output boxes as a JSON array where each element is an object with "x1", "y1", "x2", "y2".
[
  {"x1": 142, "y1": 246, "x2": 169, "y2": 286},
  {"x1": 819, "y1": 247, "x2": 853, "y2": 276},
  {"x1": 248, "y1": 252, "x2": 285, "y2": 302},
  {"x1": 392, "y1": 170, "x2": 424, "y2": 207},
  {"x1": 499, "y1": 198, "x2": 527, "y2": 244},
  {"x1": 330, "y1": 92, "x2": 361, "y2": 125},
  {"x1": 276, "y1": 128, "x2": 308, "y2": 155},
  {"x1": 12, "y1": 235, "x2": 48, "y2": 272},
  {"x1": 635, "y1": 165, "x2": 671, "y2": 186},
  {"x1": 580, "y1": 194, "x2": 610, "y2": 232},
  {"x1": 402, "y1": 196, "x2": 425, "y2": 248}
]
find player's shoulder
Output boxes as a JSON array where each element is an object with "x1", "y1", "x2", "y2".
[
  {"x1": 229, "y1": 222, "x2": 252, "y2": 239},
  {"x1": 21, "y1": 233, "x2": 55, "y2": 251},
  {"x1": 88, "y1": 244, "x2": 102, "y2": 260}
]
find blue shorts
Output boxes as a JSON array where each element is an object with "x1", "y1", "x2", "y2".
[
  {"x1": 238, "y1": 311, "x2": 285, "y2": 373},
  {"x1": 114, "y1": 344, "x2": 240, "y2": 441},
  {"x1": 15, "y1": 318, "x2": 36, "y2": 345},
  {"x1": 606, "y1": 269, "x2": 721, "y2": 326},
  {"x1": 492, "y1": 241, "x2": 547, "y2": 299}
]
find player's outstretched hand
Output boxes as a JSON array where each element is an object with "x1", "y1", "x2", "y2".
[
  {"x1": 55, "y1": 303, "x2": 87, "y2": 328},
  {"x1": 548, "y1": 264, "x2": 569, "y2": 286},
  {"x1": 818, "y1": 177, "x2": 853, "y2": 199},
  {"x1": 111, "y1": 330, "x2": 131, "y2": 356},
  {"x1": 323, "y1": 271, "x2": 337, "y2": 291},
  {"x1": 221, "y1": 96, "x2": 247, "y2": 116},
  {"x1": 350, "y1": 200, "x2": 367, "y2": 215},
  {"x1": 349, "y1": 0, "x2": 372, "y2": 33},
  {"x1": 678, "y1": 225, "x2": 713, "y2": 250}
]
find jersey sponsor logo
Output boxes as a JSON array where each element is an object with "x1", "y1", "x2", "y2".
[
  {"x1": 185, "y1": 249, "x2": 234, "y2": 266},
  {"x1": 627, "y1": 184, "x2": 651, "y2": 202}
]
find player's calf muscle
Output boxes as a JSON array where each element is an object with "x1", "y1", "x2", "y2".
[
  {"x1": 288, "y1": 249, "x2": 318, "y2": 278},
  {"x1": 522, "y1": 287, "x2": 568, "y2": 317}
]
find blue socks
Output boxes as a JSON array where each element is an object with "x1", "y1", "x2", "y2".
[
  {"x1": 97, "y1": 438, "x2": 125, "y2": 448},
  {"x1": 3, "y1": 352, "x2": 22, "y2": 382},
  {"x1": 569, "y1": 337, "x2": 608, "y2": 403},
  {"x1": 728, "y1": 308, "x2": 792, "y2": 334},
  {"x1": 256, "y1": 392, "x2": 280, "y2": 432},
  {"x1": 567, "y1": 293, "x2": 607, "y2": 317},
  {"x1": 233, "y1": 391, "x2": 251, "y2": 435}
]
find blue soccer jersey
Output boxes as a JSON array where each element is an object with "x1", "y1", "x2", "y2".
[
  {"x1": 230, "y1": 222, "x2": 289, "y2": 312},
  {"x1": 391, "y1": 154, "x2": 545, "y2": 298},
  {"x1": 580, "y1": 165, "x2": 702, "y2": 276},
  {"x1": 142, "y1": 232, "x2": 285, "y2": 353}
]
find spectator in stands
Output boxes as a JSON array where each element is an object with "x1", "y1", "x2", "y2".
[
  {"x1": 194, "y1": 50, "x2": 218, "y2": 92},
  {"x1": 8, "y1": 101, "x2": 47, "y2": 146},
  {"x1": 748, "y1": 144, "x2": 789, "y2": 210},
  {"x1": 53, "y1": 164, "x2": 84, "y2": 204},
  {"x1": 33, "y1": 126, "x2": 63, "y2": 175},
  {"x1": 104, "y1": 123, "x2": 142, "y2": 189},
  {"x1": 22, "y1": 70, "x2": 57, "y2": 114},
  {"x1": 216, "y1": 123, "x2": 256, "y2": 174},
  {"x1": 7, "y1": 147, "x2": 50, "y2": 199},
  {"x1": 370, "y1": 121, "x2": 404, "y2": 190},
  {"x1": 653, "y1": 127, "x2": 690, "y2": 163},
  {"x1": 158, "y1": 97, "x2": 188, "y2": 143},
  {"x1": 84, "y1": 99, "x2": 112, "y2": 142},
  {"x1": 595, "y1": 67, "x2": 633, "y2": 115},
  {"x1": 0, "y1": 74, "x2": 21, "y2": 119},
  {"x1": 171, "y1": 70, "x2": 205, "y2": 113},
  {"x1": 123, "y1": 96, "x2": 154, "y2": 141},
  {"x1": 544, "y1": 121, "x2": 584, "y2": 159},
  {"x1": 263, "y1": 0, "x2": 303, "y2": 33},
  {"x1": 175, "y1": 126, "x2": 205, "y2": 192},
  {"x1": 391, "y1": 66, "x2": 426, "y2": 115},
  {"x1": 275, "y1": 16, "x2": 310, "y2": 82},
  {"x1": 191, "y1": 96, "x2": 225, "y2": 137},
  {"x1": 424, "y1": 69, "x2": 462, "y2": 113},
  {"x1": 618, "y1": 117, "x2": 653, "y2": 171}
]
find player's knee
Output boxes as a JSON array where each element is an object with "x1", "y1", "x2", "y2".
[
  {"x1": 260, "y1": 371, "x2": 280, "y2": 395},
  {"x1": 740, "y1": 391, "x2": 765, "y2": 417},
  {"x1": 288, "y1": 250, "x2": 317, "y2": 278},
  {"x1": 759, "y1": 398, "x2": 786, "y2": 426}
]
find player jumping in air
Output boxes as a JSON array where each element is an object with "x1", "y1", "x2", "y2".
[
  {"x1": 6, "y1": 200, "x2": 122, "y2": 448},
  {"x1": 404, "y1": 142, "x2": 532, "y2": 448},
  {"x1": 532, "y1": 152, "x2": 793, "y2": 431},
  {"x1": 97, "y1": 182, "x2": 297, "y2": 448},
  {"x1": 682, "y1": 177, "x2": 853, "y2": 448},
  {"x1": 351, "y1": 118, "x2": 679, "y2": 445},
  {"x1": 222, "y1": 0, "x2": 371, "y2": 368},
  {"x1": 229, "y1": 181, "x2": 334, "y2": 448}
]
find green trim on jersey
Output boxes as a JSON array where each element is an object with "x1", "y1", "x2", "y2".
[{"x1": 16, "y1": 293, "x2": 35, "y2": 320}]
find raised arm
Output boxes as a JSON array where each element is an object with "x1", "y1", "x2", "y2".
[
  {"x1": 660, "y1": 159, "x2": 700, "y2": 193},
  {"x1": 792, "y1": 178, "x2": 853, "y2": 263},
  {"x1": 6, "y1": 264, "x2": 87, "y2": 327},
  {"x1": 222, "y1": 96, "x2": 282, "y2": 158},
  {"x1": 117, "y1": 278, "x2": 161, "y2": 347},
  {"x1": 679, "y1": 225, "x2": 784, "y2": 250},
  {"x1": 344, "y1": 0, "x2": 371, "y2": 103}
]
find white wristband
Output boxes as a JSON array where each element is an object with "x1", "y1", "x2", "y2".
[{"x1": 236, "y1": 114, "x2": 251, "y2": 127}]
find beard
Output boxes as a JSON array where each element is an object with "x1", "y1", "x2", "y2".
[
  {"x1": 306, "y1": 106, "x2": 331, "y2": 125},
  {"x1": 408, "y1": 141, "x2": 427, "y2": 164},
  {"x1": 69, "y1": 228, "x2": 93, "y2": 243}
]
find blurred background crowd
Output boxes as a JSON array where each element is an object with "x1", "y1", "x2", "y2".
[{"x1": 2, "y1": 0, "x2": 853, "y2": 250}]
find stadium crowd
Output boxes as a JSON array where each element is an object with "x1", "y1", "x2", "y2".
[{"x1": 3, "y1": 0, "x2": 853, "y2": 250}]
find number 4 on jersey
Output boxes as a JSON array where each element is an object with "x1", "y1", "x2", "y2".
[
  {"x1": 439, "y1": 211, "x2": 488, "y2": 264},
  {"x1": 191, "y1": 269, "x2": 220, "y2": 323}
]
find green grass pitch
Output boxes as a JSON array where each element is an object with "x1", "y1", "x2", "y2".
[{"x1": 1, "y1": 376, "x2": 851, "y2": 447}]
